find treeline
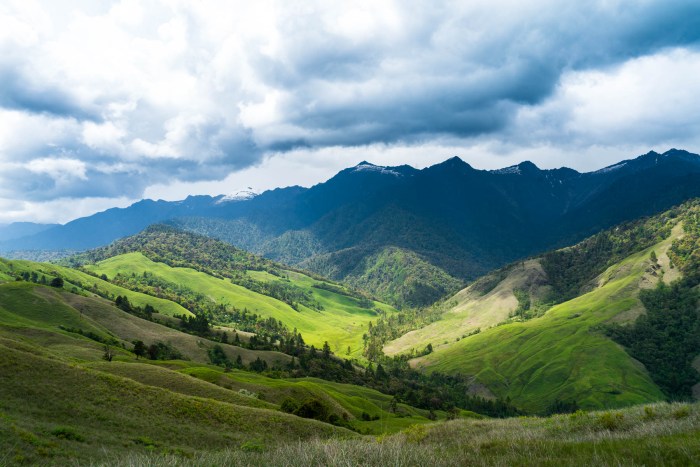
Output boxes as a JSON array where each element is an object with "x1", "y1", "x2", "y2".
[
  {"x1": 62, "y1": 224, "x2": 280, "y2": 276},
  {"x1": 206, "y1": 336, "x2": 521, "y2": 418},
  {"x1": 231, "y1": 273, "x2": 323, "y2": 311},
  {"x1": 605, "y1": 281, "x2": 699, "y2": 399},
  {"x1": 362, "y1": 306, "x2": 446, "y2": 361},
  {"x1": 541, "y1": 205, "x2": 679, "y2": 303},
  {"x1": 67, "y1": 224, "x2": 326, "y2": 312},
  {"x1": 667, "y1": 200, "x2": 700, "y2": 283},
  {"x1": 312, "y1": 282, "x2": 374, "y2": 308}
]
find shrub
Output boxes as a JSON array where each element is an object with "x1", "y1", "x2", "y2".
[
  {"x1": 50, "y1": 427, "x2": 84, "y2": 442},
  {"x1": 596, "y1": 412, "x2": 624, "y2": 431},
  {"x1": 673, "y1": 407, "x2": 690, "y2": 419},
  {"x1": 294, "y1": 398, "x2": 330, "y2": 421},
  {"x1": 237, "y1": 388, "x2": 259, "y2": 399},
  {"x1": 643, "y1": 406, "x2": 655, "y2": 420},
  {"x1": 280, "y1": 398, "x2": 300, "y2": 414},
  {"x1": 402, "y1": 424, "x2": 428, "y2": 443}
]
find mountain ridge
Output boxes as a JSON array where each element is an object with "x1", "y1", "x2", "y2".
[{"x1": 4, "y1": 149, "x2": 700, "y2": 307}]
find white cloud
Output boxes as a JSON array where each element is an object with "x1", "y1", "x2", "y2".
[
  {"x1": 26, "y1": 157, "x2": 88, "y2": 183},
  {"x1": 0, "y1": 195, "x2": 135, "y2": 224},
  {"x1": 510, "y1": 48, "x2": 700, "y2": 158}
]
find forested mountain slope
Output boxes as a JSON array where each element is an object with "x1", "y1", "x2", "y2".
[{"x1": 4, "y1": 149, "x2": 700, "y2": 308}]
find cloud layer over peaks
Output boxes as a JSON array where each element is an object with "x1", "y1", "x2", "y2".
[{"x1": 1, "y1": 0, "x2": 700, "y2": 222}]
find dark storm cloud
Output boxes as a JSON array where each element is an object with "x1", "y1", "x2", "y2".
[{"x1": 253, "y1": 1, "x2": 700, "y2": 149}]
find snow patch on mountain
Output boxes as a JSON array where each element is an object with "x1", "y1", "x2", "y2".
[
  {"x1": 491, "y1": 165, "x2": 521, "y2": 175},
  {"x1": 216, "y1": 187, "x2": 258, "y2": 203},
  {"x1": 353, "y1": 161, "x2": 403, "y2": 177},
  {"x1": 594, "y1": 162, "x2": 627, "y2": 174}
]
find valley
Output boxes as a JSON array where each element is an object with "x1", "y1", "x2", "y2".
[{"x1": 1, "y1": 156, "x2": 699, "y2": 465}]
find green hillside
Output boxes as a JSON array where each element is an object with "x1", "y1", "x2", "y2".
[
  {"x1": 82, "y1": 251, "x2": 394, "y2": 357},
  {"x1": 60, "y1": 225, "x2": 398, "y2": 358},
  {"x1": 405, "y1": 201, "x2": 700, "y2": 413},
  {"x1": 384, "y1": 258, "x2": 550, "y2": 356},
  {"x1": 0, "y1": 278, "x2": 447, "y2": 464},
  {"x1": 300, "y1": 245, "x2": 464, "y2": 309},
  {"x1": 2, "y1": 280, "x2": 696, "y2": 465},
  {"x1": 0, "y1": 257, "x2": 192, "y2": 318}
]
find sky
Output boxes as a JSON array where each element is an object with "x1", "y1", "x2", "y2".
[{"x1": 1, "y1": 0, "x2": 700, "y2": 224}]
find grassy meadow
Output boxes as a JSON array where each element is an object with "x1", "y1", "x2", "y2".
[
  {"x1": 84, "y1": 252, "x2": 397, "y2": 356},
  {"x1": 84, "y1": 402, "x2": 700, "y2": 466}
]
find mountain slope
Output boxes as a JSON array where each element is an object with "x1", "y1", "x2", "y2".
[
  {"x1": 0, "y1": 222, "x2": 57, "y2": 242},
  {"x1": 0, "y1": 279, "x2": 440, "y2": 463},
  {"x1": 396, "y1": 200, "x2": 700, "y2": 412},
  {"x1": 63, "y1": 225, "x2": 399, "y2": 356},
  {"x1": 5, "y1": 149, "x2": 700, "y2": 308}
]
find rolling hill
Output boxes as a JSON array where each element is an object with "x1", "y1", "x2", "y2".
[
  {"x1": 61, "y1": 225, "x2": 399, "y2": 358},
  {"x1": 1, "y1": 197, "x2": 699, "y2": 464},
  {"x1": 0, "y1": 278, "x2": 447, "y2": 464}
]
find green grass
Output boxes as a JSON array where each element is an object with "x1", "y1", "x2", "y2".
[
  {"x1": 385, "y1": 259, "x2": 549, "y2": 356},
  {"x1": 0, "y1": 280, "x2": 291, "y2": 368},
  {"x1": 1, "y1": 227, "x2": 698, "y2": 466},
  {"x1": 84, "y1": 402, "x2": 700, "y2": 466},
  {"x1": 0, "y1": 257, "x2": 192, "y2": 317},
  {"x1": 0, "y1": 340, "x2": 351, "y2": 465},
  {"x1": 178, "y1": 366, "x2": 439, "y2": 434},
  {"x1": 85, "y1": 252, "x2": 397, "y2": 356},
  {"x1": 414, "y1": 234, "x2": 679, "y2": 412},
  {"x1": 0, "y1": 279, "x2": 440, "y2": 464}
]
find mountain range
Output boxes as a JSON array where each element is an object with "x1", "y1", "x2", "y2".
[
  {"x1": 4, "y1": 148, "x2": 700, "y2": 307},
  {"x1": 2, "y1": 149, "x2": 700, "y2": 464}
]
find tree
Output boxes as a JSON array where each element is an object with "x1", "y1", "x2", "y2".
[
  {"x1": 133, "y1": 340, "x2": 146, "y2": 359},
  {"x1": 650, "y1": 250, "x2": 658, "y2": 263},
  {"x1": 389, "y1": 397, "x2": 398, "y2": 413},
  {"x1": 322, "y1": 341, "x2": 331, "y2": 359},
  {"x1": 50, "y1": 277, "x2": 64, "y2": 288},
  {"x1": 249, "y1": 357, "x2": 267, "y2": 372},
  {"x1": 102, "y1": 345, "x2": 114, "y2": 362},
  {"x1": 376, "y1": 363, "x2": 388, "y2": 380}
]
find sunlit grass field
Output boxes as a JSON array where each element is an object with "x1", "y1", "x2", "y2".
[{"x1": 85, "y1": 252, "x2": 397, "y2": 356}]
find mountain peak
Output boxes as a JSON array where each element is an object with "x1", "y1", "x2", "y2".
[
  {"x1": 430, "y1": 156, "x2": 472, "y2": 171},
  {"x1": 216, "y1": 187, "x2": 258, "y2": 203},
  {"x1": 491, "y1": 160, "x2": 540, "y2": 175},
  {"x1": 517, "y1": 160, "x2": 540, "y2": 173},
  {"x1": 351, "y1": 161, "x2": 404, "y2": 177}
]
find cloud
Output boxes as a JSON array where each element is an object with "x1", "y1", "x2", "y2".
[
  {"x1": 1, "y1": 0, "x2": 700, "y2": 222},
  {"x1": 511, "y1": 48, "x2": 700, "y2": 149}
]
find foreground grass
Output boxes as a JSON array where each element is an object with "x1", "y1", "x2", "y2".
[{"x1": 99, "y1": 402, "x2": 700, "y2": 466}]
